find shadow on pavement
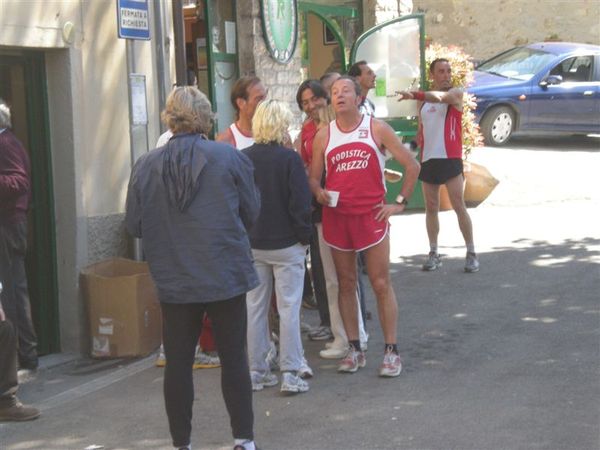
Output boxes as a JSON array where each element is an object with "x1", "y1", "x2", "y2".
[{"x1": 3, "y1": 237, "x2": 599, "y2": 450}]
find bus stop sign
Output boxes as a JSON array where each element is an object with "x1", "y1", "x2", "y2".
[{"x1": 117, "y1": 0, "x2": 150, "y2": 40}]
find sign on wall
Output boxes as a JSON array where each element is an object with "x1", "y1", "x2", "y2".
[
  {"x1": 117, "y1": 0, "x2": 151, "y2": 40},
  {"x1": 259, "y1": 0, "x2": 298, "y2": 64}
]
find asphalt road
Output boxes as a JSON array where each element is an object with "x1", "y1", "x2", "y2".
[{"x1": 2, "y1": 135, "x2": 599, "y2": 450}]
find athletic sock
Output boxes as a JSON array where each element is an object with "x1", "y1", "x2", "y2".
[
  {"x1": 385, "y1": 344, "x2": 398, "y2": 354},
  {"x1": 430, "y1": 244, "x2": 438, "y2": 254},
  {"x1": 466, "y1": 244, "x2": 475, "y2": 254},
  {"x1": 349, "y1": 340, "x2": 362, "y2": 352}
]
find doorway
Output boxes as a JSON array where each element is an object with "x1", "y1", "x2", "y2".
[
  {"x1": 183, "y1": 0, "x2": 239, "y2": 135},
  {"x1": 298, "y1": 2, "x2": 361, "y2": 78},
  {"x1": 0, "y1": 49, "x2": 60, "y2": 354}
]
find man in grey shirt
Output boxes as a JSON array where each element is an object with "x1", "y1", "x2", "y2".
[{"x1": 125, "y1": 87, "x2": 261, "y2": 450}]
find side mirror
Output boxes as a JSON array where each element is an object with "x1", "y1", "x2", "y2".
[{"x1": 539, "y1": 75, "x2": 563, "y2": 89}]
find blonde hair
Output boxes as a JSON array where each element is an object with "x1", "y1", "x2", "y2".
[
  {"x1": 252, "y1": 99, "x2": 292, "y2": 145},
  {"x1": 161, "y1": 86, "x2": 214, "y2": 135},
  {"x1": 317, "y1": 104, "x2": 336, "y2": 129}
]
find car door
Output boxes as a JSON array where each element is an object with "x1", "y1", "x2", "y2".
[{"x1": 528, "y1": 54, "x2": 600, "y2": 132}]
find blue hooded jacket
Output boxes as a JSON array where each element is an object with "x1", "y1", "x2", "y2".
[{"x1": 125, "y1": 133, "x2": 261, "y2": 303}]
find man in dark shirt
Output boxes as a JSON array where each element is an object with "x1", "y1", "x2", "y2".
[{"x1": 0, "y1": 99, "x2": 38, "y2": 375}]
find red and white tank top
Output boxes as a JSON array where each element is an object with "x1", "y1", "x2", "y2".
[
  {"x1": 229, "y1": 123, "x2": 254, "y2": 150},
  {"x1": 420, "y1": 102, "x2": 462, "y2": 162},
  {"x1": 324, "y1": 115, "x2": 386, "y2": 214}
]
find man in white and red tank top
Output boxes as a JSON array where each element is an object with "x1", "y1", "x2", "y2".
[
  {"x1": 397, "y1": 58, "x2": 479, "y2": 273},
  {"x1": 216, "y1": 76, "x2": 267, "y2": 150},
  {"x1": 309, "y1": 76, "x2": 420, "y2": 377}
]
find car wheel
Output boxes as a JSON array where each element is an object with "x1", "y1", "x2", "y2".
[{"x1": 480, "y1": 106, "x2": 515, "y2": 146}]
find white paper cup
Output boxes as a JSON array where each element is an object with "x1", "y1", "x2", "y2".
[{"x1": 328, "y1": 190, "x2": 340, "y2": 207}]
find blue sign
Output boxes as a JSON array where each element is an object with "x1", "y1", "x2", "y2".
[{"x1": 117, "y1": 0, "x2": 150, "y2": 40}]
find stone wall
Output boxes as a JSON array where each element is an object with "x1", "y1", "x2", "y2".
[
  {"x1": 238, "y1": 0, "x2": 304, "y2": 132},
  {"x1": 413, "y1": 0, "x2": 600, "y2": 60},
  {"x1": 363, "y1": 0, "x2": 401, "y2": 28}
]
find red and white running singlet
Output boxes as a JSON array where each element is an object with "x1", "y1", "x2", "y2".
[
  {"x1": 228, "y1": 123, "x2": 255, "y2": 150},
  {"x1": 420, "y1": 102, "x2": 462, "y2": 162},
  {"x1": 324, "y1": 115, "x2": 386, "y2": 215}
]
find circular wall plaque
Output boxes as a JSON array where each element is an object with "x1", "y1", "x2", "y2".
[{"x1": 259, "y1": 0, "x2": 298, "y2": 64}]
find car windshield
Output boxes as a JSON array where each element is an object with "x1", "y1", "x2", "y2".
[{"x1": 477, "y1": 47, "x2": 556, "y2": 81}]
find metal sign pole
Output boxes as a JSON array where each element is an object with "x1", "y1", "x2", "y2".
[{"x1": 125, "y1": 39, "x2": 148, "y2": 261}]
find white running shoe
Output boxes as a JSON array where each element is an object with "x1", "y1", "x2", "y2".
[
  {"x1": 250, "y1": 370, "x2": 278, "y2": 392},
  {"x1": 280, "y1": 371, "x2": 309, "y2": 394},
  {"x1": 298, "y1": 358, "x2": 313, "y2": 379},
  {"x1": 379, "y1": 349, "x2": 402, "y2": 377},
  {"x1": 319, "y1": 347, "x2": 347, "y2": 359},
  {"x1": 337, "y1": 347, "x2": 366, "y2": 373}
]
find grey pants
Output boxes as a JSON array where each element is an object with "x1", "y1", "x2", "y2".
[
  {"x1": 247, "y1": 243, "x2": 307, "y2": 373},
  {"x1": 0, "y1": 221, "x2": 38, "y2": 369},
  {"x1": 0, "y1": 320, "x2": 18, "y2": 406}
]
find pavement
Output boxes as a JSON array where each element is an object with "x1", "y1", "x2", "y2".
[{"x1": 1, "y1": 136, "x2": 599, "y2": 450}]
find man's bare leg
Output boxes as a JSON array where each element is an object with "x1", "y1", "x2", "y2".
[
  {"x1": 330, "y1": 249, "x2": 359, "y2": 342},
  {"x1": 445, "y1": 174, "x2": 474, "y2": 247},
  {"x1": 363, "y1": 235, "x2": 397, "y2": 344},
  {"x1": 422, "y1": 182, "x2": 441, "y2": 248}
]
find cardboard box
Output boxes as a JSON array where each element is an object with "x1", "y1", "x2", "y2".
[{"x1": 81, "y1": 258, "x2": 161, "y2": 358}]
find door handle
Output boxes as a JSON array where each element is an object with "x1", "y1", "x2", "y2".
[{"x1": 583, "y1": 91, "x2": 593, "y2": 96}]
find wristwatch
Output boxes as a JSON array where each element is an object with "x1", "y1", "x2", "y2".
[{"x1": 395, "y1": 194, "x2": 409, "y2": 206}]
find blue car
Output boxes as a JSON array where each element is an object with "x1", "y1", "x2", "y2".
[{"x1": 469, "y1": 42, "x2": 600, "y2": 145}]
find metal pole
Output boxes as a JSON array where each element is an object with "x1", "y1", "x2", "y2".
[
  {"x1": 153, "y1": 0, "x2": 168, "y2": 130},
  {"x1": 126, "y1": 39, "x2": 146, "y2": 261},
  {"x1": 172, "y1": 0, "x2": 187, "y2": 86}
]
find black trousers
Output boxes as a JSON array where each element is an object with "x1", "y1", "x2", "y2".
[
  {"x1": 161, "y1": 295, "x2": 254, "y2": 447},
  {"x1": 0, "y1": 221, "x2": 37, "y2": 369},
  {"x1": 0, "y1": 319, "x2": 18, "y2": 407}
]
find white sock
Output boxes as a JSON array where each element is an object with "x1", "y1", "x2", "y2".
[
  {"x1": 430, "y1": 244, "x2": 438, "y2": 254},
  {"x1": 234, "y1": 439, "x2": 255, "y2": 450},
  {"x1": 466, "y1": 244, "x2": 475, "y2": 254}
]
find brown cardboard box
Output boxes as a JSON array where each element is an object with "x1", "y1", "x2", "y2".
[{"x1": 81, "y1": 258, "x2": 161, "y2": 358}]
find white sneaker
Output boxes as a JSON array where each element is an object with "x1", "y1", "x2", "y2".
[
  {"x1": 155, "y1": 344, "x2": 166, "y2": 367},
  {"x1": 280, "y1": 371, "x2": 309, "y2": 394},
  {"x1": 298, "y1": 358, "x2": 313, "y2": 379},
  {"x1": 250, "y1": 370, "x2": 278, "y2": 392},
  {"x1": 193, "y1": 350, "x2": 220, "y2": 369},
  {"x1": 319, "y1": 347, "x2": 347, "y2": 359},
  {"x1": 379, "y1": 349, "x2": 402, "y2": 377},
  {"x1": 337, "y1": 347, "x2": 366, "y2": 373},
  {"x1": 326, "y1": 340, "x2": 368, "y2": 351}
]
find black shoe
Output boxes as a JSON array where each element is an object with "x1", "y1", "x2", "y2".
[{"x1": 0, "y1": 399, "x2": 40, "y2": 422}]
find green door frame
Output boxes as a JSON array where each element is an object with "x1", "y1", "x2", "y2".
[
  {"x1": 0, "y1": 51, "x2": 60, "y2": 353},
  {"x1": 298, "y1": 2, "x2": 359, "y2": 73}
]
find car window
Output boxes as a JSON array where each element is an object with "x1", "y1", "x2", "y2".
[
  {"x1": 550, "y1": 55, "x2": 593, "y2": 82},
  {"x1": 477, "y1": 47, "x2": 556, "y2": 81}
]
